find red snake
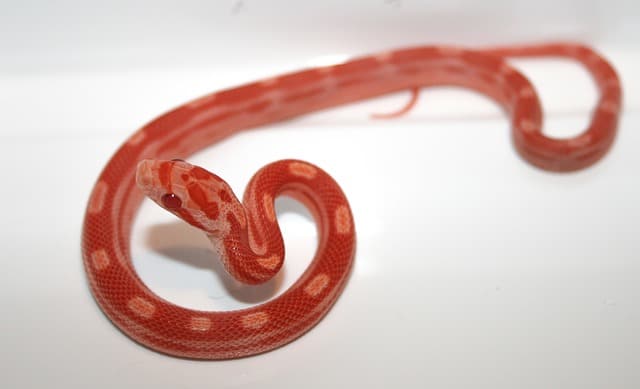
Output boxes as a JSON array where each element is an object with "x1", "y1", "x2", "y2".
[{"x1": 82, "y1": 43, "x2": 621, "y2": 359}]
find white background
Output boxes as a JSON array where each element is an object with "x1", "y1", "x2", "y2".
[{"x1": 1, "y1": 1, "x2": 639, "y2": 388}]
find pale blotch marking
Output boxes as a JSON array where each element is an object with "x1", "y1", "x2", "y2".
[
  {"x1": 519, "y1": 86, "x2": 535, "y2": 98},
  {"x1": 335, "y1": 205, "x2": 352, "y2": 234},
  {"x1": 375, "y1": 51, "x2": 393, "y2": 63},
  {"x1": 242, "y1": 312, "x2": 269, "y2": 330},
  {"x1": 128, "y1": 296, "x2": 156, "y2": 319},
  {"x1": 190, "y1": 316, "x2": 211, "y2": 332},
  {"x1": 500, "y1": 62, "x2": 515, "y2": 76},
  {"x1": 316, "y1": 65, "x2": 336, "y2": 75},
  {"x1": 599, "y1": 100, "x2": 619, "y2": 114},
  {"x1": 186, "y1": 93, "x2": 217, "y2": 109},
  {"x1": 127, "y1": 131, "x2": 147, "y2": 146},
  {"x1": 91, "y1": 249, "x2": 110, "y2": 271},
  {"x1": 256, "y1": 254, "x2": 280, "y2": 270},
  {"x1": 304, "y1": 273, "x2": 330, "y2": 297},
  {"x1": 519, "y1": 119, "x2": 538, "y2": 133},
  {"x1": 289, "y1": 161, "x2": 318, "y2": 179},
  {"x1": 262, "y1": 192, "x2": 276, "y2": 223},
  {"x1": 260, "y1": 77, "x2": 279, "y2": 87},
  {"x1": 568, "y1": 134, "x2": 593, "y2": 148},
  {"x1": 88, "y1": 181, "x2": 108, "y2": 214}
]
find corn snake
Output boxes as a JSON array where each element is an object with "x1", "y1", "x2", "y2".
[{"x1": 82, "y1": 43, "x2": 621, "y2": 359}]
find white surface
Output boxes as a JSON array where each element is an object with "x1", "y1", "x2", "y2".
[{"x1": 1, "y1": 1, "x2": 639, "y2": 388}]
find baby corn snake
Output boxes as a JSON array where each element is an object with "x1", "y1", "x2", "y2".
[{"x1": 82, "y1": 43, "x2": 622, "y2": 359}]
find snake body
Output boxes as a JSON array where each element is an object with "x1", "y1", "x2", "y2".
[{"x1": 82, "y1": 43, "x2": 621, "y2": 359}]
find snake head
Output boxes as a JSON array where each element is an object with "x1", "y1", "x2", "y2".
[{"x1": 136, "y1": 159, "x2": 245, "y2": 235}]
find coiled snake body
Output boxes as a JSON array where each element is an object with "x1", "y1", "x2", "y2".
[{"x1": 82, "y1": 43, "x2": 621, "y2": 359}]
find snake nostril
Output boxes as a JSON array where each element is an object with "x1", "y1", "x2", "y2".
[
  {"x1": 161, "y1": 193, "x2": 182, "y2": 209},
  {"x1": 171, "y1": 158, "x2": 185, "y2": 162}
]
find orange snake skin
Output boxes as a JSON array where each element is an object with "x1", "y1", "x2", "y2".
[{"x1": 82, "y1": 43, "x2": 622, "y2": 359}]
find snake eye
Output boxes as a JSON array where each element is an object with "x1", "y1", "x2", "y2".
[
  {"x1": 171, "y1": 158, "x2": 185, "y2": 162},
  {"x1": 161, "y1": 193, "x2": 182, "y2": 209}
]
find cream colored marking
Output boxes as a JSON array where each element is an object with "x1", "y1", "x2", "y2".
[
  {"x1": 304, "y1": 273, "x2": 330, "y2": 297},
  {"x1": 568, "y1": 134, "x2": 592, "y2": 148},
  {"x1": 262, "y1": 192, "x2": 276, "y2": 223},
  {"x1": 91, "y1": 249, "x2": 110, "y2": 271},
  {"x1": 256, "y1": 254, "x2": 280, "y2": 270},
  {"x1": 88, "y1": 181, "x2": 108, "y2": 214},
  {"x1": 127, "y1": 131, "x2": 147, "y2": 146},
  {"x1": 500, "y1": 62, "x2": 515, "y2": 75},
  {"x1": 375, "y1": 51, "x2": 393, "y2": 63},
  {"x1": 317, "y1": 65, "x2": 335, "y2": 75},
  {"x1": 242, "y1": 312, "x2": 269, "y2": 329},
  {"x1": 600, "y1": 100, "x2": 619, "y2": 114},
  {"x1": 520, "y1": 119, "x2": 538, "y2": 133},
  {"x1": 289, "y1": 161, "x2": 318, "y2": 179},
  {"x1": 335, "y1": 205, "x2": 351, "y2": 234},
  {"x1": 186, "y1": 93, "x2": 217, "y2": 109},
  {"x1": 519, "y1": 86, "x2": 535, "y2": 98},
  {"x1": 190, "y1": 316, "x2": 211, "y2": 332},
  {"x1": 128, "y1": 296, "x2": 156, "y2": 319},
  {"x1": 260, "y1": 77, "x2": 279, "y2": 87}
]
